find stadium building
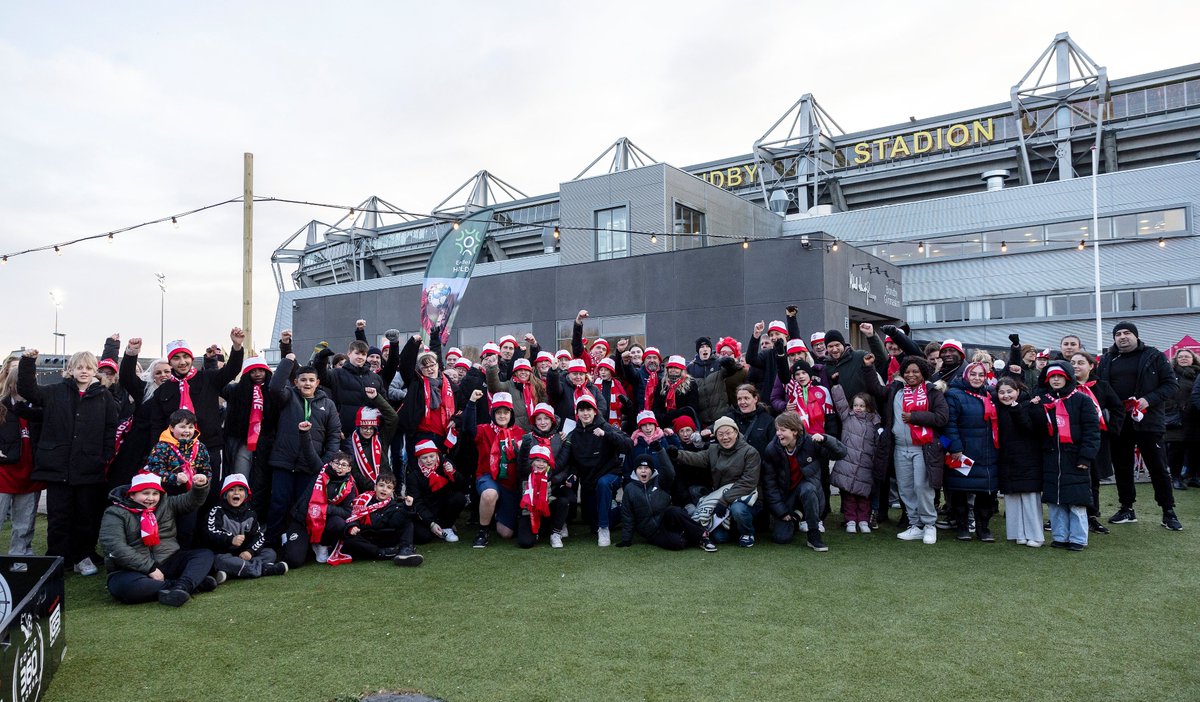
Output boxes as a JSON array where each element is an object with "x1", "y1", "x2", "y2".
[{"x1": 271, "y1": 33, "x2": 1200, "y2": 359}]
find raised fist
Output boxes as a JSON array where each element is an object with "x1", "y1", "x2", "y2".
[
  {"x1": 280, "y1": 329, "x2": 293, "y2": 343},
  {"x1": 469, "y1": 389, "x2": 484, "y2": 402},
  {"x1": 356, "y1": 319, "x2": 367, "y2": 330},
  {"x1": 616, "y1": 339, "x2": 629, "y2": 352},
  {"x1": 230, "y1": 327, "x2": 246, "y2": 346},
  {"x1": 110, "y1": 332, "x2": 120, "y2": 342},
  {"x1": 577, "y1": 310, "x2": 589, "y2": 321},
  {"x1": 365, "y1": 387, "x2": 378, "y2": 399},
  {"x1": 785, "y1": 305, "x2": 798, "y2": 317},
  {"x1": 524, "y1": 333, "x2": 536, "y2": 343},
  {"x1": 285, "y1": 353, "x2": 296, "y2": 362},
  {"x1": 753, "y1": 321, "x2": 765, "y2": 336},
  {"x1": 22, "y1": 348, "x2": 38, "y2": 359},
  {"x1": 858, "y1": 322, "x2": 874, "y2": 336},
  {"x1": 384, "y1": 329, "x2": 400, "y2": 343},
  {"x1": 126, "y1": 338, "x2": 143, "y2": 355},
  {"x1": 193, "y1": 474, "x2": 209, "y2": 488},
  {"x1": 863, "y1": 353, "x2": 876, "y2": 367}
]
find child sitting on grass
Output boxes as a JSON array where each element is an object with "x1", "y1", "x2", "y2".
[
  {"x1": 293, "y1": 451, "x2": 359, "y2": 566},
  {"x1": 202, "y1": 473, "x2": 287, "y2": 578},
  {"x1": 328, "y1": 472, "x2": 424, "y2": 567},
  {"x1": 617, "y1": 452, "x2": 717, "y2": 552},
  {"x1": 100, "y1": 471, "x2": 219, "y2": 607}
]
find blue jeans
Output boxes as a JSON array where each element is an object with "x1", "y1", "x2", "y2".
[
  {"x1": 1048, "y1": 504, "x2": 1088, "y2": 546},
  {"x1": 595, "y1": 473, "x2": 621, "y2": 529},
  {"x1": 770, "y1": 481, "x2": 823, "y2": 544},
  {"x1": 712, "y1": 500, "x2": 758, "y2": 542}
]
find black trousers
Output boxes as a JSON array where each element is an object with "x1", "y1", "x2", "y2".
[
  {"x1": 413, "y1": 490, "x2": 468, "y2": 544},
  {"x1": 949, "y1": 490, "x2": 996, "y2": 532},
  {"x1": 1167, "y1": 440, "x2": 1200, "y2": 480},
  {"x1": 45, "y1": 482, "x2": 108, "y2": 565},
  {"x1": 647, "y1": 506, "x2": 707, "y2": 550},
  {"x1": 106, "y1": 548, "x2": 215, "y2": 604},
  {"x1": 516, "y1": 494, "x2": 572, "y2": 548},
  {"x1": 341, "y1": 517, "x2": 414, "y2": 559},
  {"x1": 1111, "y1": 426, "x2": 1174, "y2": 511}
]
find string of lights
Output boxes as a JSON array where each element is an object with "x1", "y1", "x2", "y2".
[{"x1": 1, "y1": 194, "x2": 1181, "y2": 264}]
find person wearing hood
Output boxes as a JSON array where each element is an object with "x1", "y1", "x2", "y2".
[
  {"x1": 943, "y1": 362, "x2": 1002, "y2": 542},
  {"x1": 687, "y1": 337, "x2": 720, "y2": 379},
  {"x1": 670, "y1": 416, "x2": 762, "y2": 547},
  {"x1": 1096, "y1": 322, "x2": 1182, "y2": 531},
  {"x1": 1068, "y1": 352, "x2": 1124, "y2": 533},
  {"x1": 617, "y1": 451, "x2": 717, "y2": 551},
  {"x1": 761, "y1": 411, "x2": 848, "y2": 552},
  {"x1": 1164, "y1": 348, "x2": 1199, "y2": 490},
  {"x1": 0, "y1": 355, "x2": 43, "y2": 556},
  {"x1": 554, "y1": 393, "x2": 633, "y2": 547},
  {"x1": 18, "y1": 348, "x2": 118, "y2": 577},
  {"x1": 100, "y1": 471, "x2": 217, "y2": 606},
  {"x1": 1032, "y1": 362, "x2": 1102, "y2": 550}
]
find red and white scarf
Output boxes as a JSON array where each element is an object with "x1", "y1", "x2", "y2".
[
  {"x1": 421, "y1": 374, "x2": 456, "y2": 433},
  {"x1": 489, "y1": 426, "x2": 520, "y2": 481},
  {"x1": 421, "y1": 459, "x2": 453, "y2": 492},
  {"x1": 170, "y1": 439, "x2": 201, "y2": 490},
  {"x1": 604, "y1": 378, "x2": 626, "y2": 426},
  {"x1": 512, "y1": 377, "x2": 538, "y2": 420},
  {"x1": 168, "y1": 368, "x2": 198, "y2": 412},
  {"x1": 120, "y1": 503, "x2": 160, "y2": 547},
  {"x1": 1044, "y1": 389, "x2": 1079, "y2": 444},
  {"x1": 1081, "y1": 382, "x2": 1109, "y2": 431},
  {"x1": 901, "y1": 383, "x2": 934, "y2": 445},
  {"x1": 521, "y1": 468, "x2": 551, "y2": 534},
  {"x1": 644, "y1": 371, "x2": 659, "y2": 413},
  {"x1": 963, "y1": 386, "x2": 999, "y2": 448},
  {"x1": 327, "y1": 493, "x2": 394, "y2": 566},
  {"x1": 663, "y1": 376, "x2": 687, "y2": 411},
  {"x1": 247, "y1": 383, "x2": 264, "y2": 451},
  {"x1": 351, "y1": 431, "x2": 383, "y2": 484},
  {"x1": 305, "y1": 468, "x2": 357, "y2": 543}
]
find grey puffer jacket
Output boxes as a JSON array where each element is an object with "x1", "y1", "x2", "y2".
[
  {"x1": 100, "y1": 482, "x2": 209, "y2": 574},
  {"x1": 830, "y1": 386, "x2": 883, "y2": 498}
]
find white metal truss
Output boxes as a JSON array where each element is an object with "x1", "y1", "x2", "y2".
[
  {"x1": 573, "y1": 137, "x2": 658, "y2": 180},
  {"x1": 752, "y1": 94, "x2": 845, "y2": 215},
  {"x1": 1010, "y1": 32, "x2": 1108, "y2": 183},
  {"x1": 431, "y1": 170, "x2": 528, "y2": 216}
]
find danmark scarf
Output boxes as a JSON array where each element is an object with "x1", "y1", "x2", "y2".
[
  {"x1": 247, "y1": 383, "x2": 264, "y2": 451},
  {"x1": 351, "y1": 430, "x2": 382, "y2": 484},
  {"x1": 901, "y1": 383, "x2": 934, "y2": 445}
]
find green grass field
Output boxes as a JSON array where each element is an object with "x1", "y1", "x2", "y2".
[{"x1": 13, "y1": 485, "x2": 1200, "y2": 702}]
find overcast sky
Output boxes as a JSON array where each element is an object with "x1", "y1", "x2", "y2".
[{"x1": 1, "y1": 1, "x2": 1192, "y2": 359}]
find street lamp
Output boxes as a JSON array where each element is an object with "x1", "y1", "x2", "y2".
[
  {"x1": 49, "y1": 289, "x2": 63, "y2": 356},
  {"x1": 155, "y1": 273, "x2": 167, "y2": 357}
]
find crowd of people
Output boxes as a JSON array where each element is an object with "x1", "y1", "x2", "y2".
[{"x1": 0, "y1": 306, "x2": 1196, "y2": 607}]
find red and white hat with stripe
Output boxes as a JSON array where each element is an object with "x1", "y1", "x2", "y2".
[
  {"x1": 940, "y1": 339, "x2": 965, "y2": 356},
  {"x1": 498, "y1": 335, "x2": 518, "y2": 350},
  {"x1": 166, "y1": 339, "x2": 192, "y2": 360},
  {"x1": 414, "y1": 439, "x2": 440, "y2": 458},
  {"x1": 574, "y1": 393, "x2": 598, "y2": 410},
  {"x1": 97, "y1": 358, "x2": 119, "y2": 373},
  {"x1": 221, "y1": 473, "x2": 251, "y2": 496},
  {"x1": 591, "y1": 338, "x2": 609, "y2": 354},
  {"x1": 531, "y1": 403, "x2": 557, "y2": 422},
  {"x1": 356, "y1": 406, "x2": 381, "y2": 427},
  {"x1": 1045, "y1": 365, "x2": 1071, "y2": 380},
  {"x1": 445, "y1": 347, "x2": 463, "y2": 361},
  {"x1": 810, "y1": 332, "x2": 825, "y2": 345},
  {"x1": 555, "y1": 349, "x2": 573, "y2": 361},
  {"x1": 643, "y1": 347, "x2": 662, "y2": 362},
  {"x1": 512, "y1": 358, "x2": 533, "y2": 373},
  {"x1": 786, "y1": 339, "x2": 808, "y2": 355},
  {"x1": 666, "y1": 355, "x2": 687, "y2": 371},
  {"x1": 481, "y1": 342, "x2": 501, "y2": 357},
  {"x1": 491, "y1": 392, "x2": 514, "y2": 410},
  {"x1": 535, "y1": 351, "x2": 555, "y2": 365},
  {"x1": 129, "y1": 472, "x2": 165, "y2": 494},
  {"x1": 635, "y1": 410, "x2": 658, "y2": 427},
  {"x1": 767, "y1": 320, "x2": 787, "y2": 336},
  {"x1": 597, "y1": 357, "x2": 616, "y2": 373},
  {"x1": 453, "y1": 357, "x2": 472, "y2": 371},
  {"x1": 567, "y1": 359, "x2": 588, "y2": 374},
  {"x1": 242, "y1": 356, "x2": 269, "y2": 374},
  {"x1": 528, "y1": 444, "x2": 553, "y2": 465},
  {"x1": 1036, "y1": 348, "x2": 1051, "y2": 359}
]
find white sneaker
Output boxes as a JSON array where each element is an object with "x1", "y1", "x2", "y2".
[
  {"x1": 75, "y1": 557, "x2": 98, "y2": 576},
  {"x1": 897, "y1": 526, "x2": 924, "y2": 541},
  {"x1": 312, "y1": 544, "x2": 330, "y2": 564},
  {"x1": 797, "y1": 521, "x2": 809, "y2": 533},
  {"x1": 1025, "y1": 540, "x2": 1043, "y2": 548},
  {"x1": 922, "y1": 526, "x2": 938, "y2": 545},
  {"x1": 550, "y1": 531, "x2": 564, "y2": 548},
  {"x1": 817, "y1": 521, "x2": 826, "y2": 533},
  {"x1": 846, "y1": 521, "x2": 858, "y2": 534},
  {"x1": 857, "y1": 521, "x2": 871, "y2": 534},
  {"x1": 442, "y1": 528, "x2": 459, "y2": 543},
  {"x1": 560, "y1": 525, "x2": 569, "y2": 539},
  {"x1": 597, "y1": 527, "x2": 611, "y2": 547}
]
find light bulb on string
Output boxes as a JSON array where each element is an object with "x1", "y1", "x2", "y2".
[
  {"x1": 650, "y1": 234, "x2": 657, "y2": 244},
  {"x1": 1158, "y1": 237, "x2": 1166, "y2": 248},
  {"x1": 107, "y1": 233, "x2": 115, "y2": 244},
  {"x1": 171, "y1": 216, "x2": 179, "y2": 229},
  {"x1": 917, "y1": 242, "x2": 925, "y2": 253},
  {"x1": 54, "y1": 246, "x2": 61, "y2": 256},
  {"x1": 1077, "y1": 239, "x2": 1086, "y2": 251},
  {"x1": 1000, "y1": 241, "x2": 1007, "y2": 253},
  {"x1": 831, "y1": 240, "x2": 839, "y2": 252},
  {"x1": 552, "y1": 226, "x2": 560, "y2": 239},
  {"x1": 453, "y1": 221, "x2": 461, "y2": 231},
  {"x1": 1, "y1": 256, "x2": 7, "y2": 265},
  {"x1": 742, "y1": 237, "x2": 749, "y2": 250}
]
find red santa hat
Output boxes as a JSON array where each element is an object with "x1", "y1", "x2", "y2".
[
  {"x1": 567, "y1": 359, "x2": 588, "y2": 374},
  {"x1": 1045, "y1": 365, "x2": 1071, "y2": 380},
  {"x1": 166, "y1": 339, "x2": 192, "y2": 360},
  {"x1": 241, "y1": 356, "x2": 269, "y2": 374},
  {"x1": 221, "y1": 473, "x2": 251, "y2": 496},
  {"x1": 512, "y1": 358, "x2": 533, "y2": 373},
  {"x1": 767, "y1": 320, "x2": 787, "y2": 336},
  {"x1": 498, "y1": 335, "x2": 518, "y2": 350},
  {"x1": 575, "y1": 393, "x2": 598, "y2": 410},
  {"x1": 809, "y1": 332, "x2": 825, "y2": 345},
  {"x1": 940, "y1": 339, "x2": 965, "y2": 356},
  {"x1": 453, "y1": 357, "x2": 472, "y2": 371},
  {"x1": 531, "y1": 403, "x2": 557, "y2": 422},
  {"x1": 480, "y1": 342, "x2": 501, "y2": 357},
  {"x1": 129, "y1": 472, "x2": 165, "y2": 494},
  {"x1": 590, "y1": 338, "x2": 609, "y2": 355},
  {"x1": 785, "y1": 339, "x2": 808, "y2": 355},
  {"x1": 491, "y1": 392, "x2": 514, "y2": 411},
  {"x1": 666, "y1": 355, "x2": 687, "y2": 371},
  {"x1": 635, "y1": 410, "x2": 658, "y2": 428},
  {"x1": 528, "y1": 444, "x2": 553, "y2": 466},
  {"x1": 597, "y1": 357, "x2": 617, "y2": 373},
  {"x1": 356, "y1": 406, "x2": 381, "y2": 427},
  {"x1": 535, "y1": 351, "x2": 555, "y2": 365},
  {"x1": 643, "y1": 347, "x2": 662, "y2": 362},
  {"x1": 414, "y1": 439, "x2": 440, "y2": 459}
]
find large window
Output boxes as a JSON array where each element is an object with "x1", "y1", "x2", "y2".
[
  {"x1": 673, "y1": 202, "x2": 706, "y2": 250},
  {"x1": 595, "y1": 206, "x2": 629, "y2": 261},
  {"x1": 556, "y1": 314, "x2": 646, "y2": 353}
]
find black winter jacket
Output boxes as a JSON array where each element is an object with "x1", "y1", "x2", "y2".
[
  {"x1": 761, "y1": 433, "x2": 847, "y2": 519},
  {"x1": 995, "y1": 392, "x2": 1043, "y2": 494},
  {"x1": 316, "y1": 350, "x2": 388, "y2": 436},
  {"x1": 724, "y1": 404, "x2": 774, "y2": 457},
  {"x1": 17, "y1": 357, "x2": 117, "y2": 485},
  {"x1": 1097, "y1": 341, "x2": 1177, "y2": 434},
  {"x1": 267, "y1": 357, "x2": 342, "y2": 474},
  {"x1": 222, "y1": 372, "x2": 273, "y2": 444},
  {"x1": 619, "y1": 449, "x2": 677, "y2": 543},
  {"x1": 202, "y1": 501, "x2": 268, "y2": 556},
  {"x1": 554, "y1": 416, "x2": 633, "y2": 486},
  {"x1": 149, "y1": 347, "x2": 243, "y2": 448},
  {"x1": 1036, "y1": 365, "x2": 1101, "y2": 506}
]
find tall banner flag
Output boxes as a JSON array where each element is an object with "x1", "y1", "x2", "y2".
[{"x1": 420, "y1": 207, "x2": 494, "y2": 346}]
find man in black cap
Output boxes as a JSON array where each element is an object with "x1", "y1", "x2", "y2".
[{"x1": 1098, "y1": 321, "x2": 1182, "y2": 530}]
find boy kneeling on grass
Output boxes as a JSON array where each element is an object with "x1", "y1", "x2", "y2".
[
  {"x1": 202, "y1": 473, "x2": 288, "y2": 578},
  {"x1": 617, "y1": 452, "x2": 717, "y2": 552},
  {"x1": 100, "y1": 471, "x2": 220, "y2": 607},
  {"x1": 327, "y1": 472, "x2": 424, "y2": 567}
]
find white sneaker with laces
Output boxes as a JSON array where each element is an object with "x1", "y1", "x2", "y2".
[
  {"x1": 818, "y1": 521, "x2": 826, "y2": 533},
  {"x1": 857, "y1": 521, "x2": 871, "y2": 534},
  {"x1": 897, "y1": 526, "x2": 924, "y2": 541},
  {"x1": 550, "y1": 532, "x2": 564, "y2": 548},
  {"x1": 597, "y1": 527, "x2": 611, "y2": 547},
  {"x1": 75, "y1": 557, "x2": 99, "y2": 576},
  {"x1": 846, "y1": 521, "x2": 857, "y2": 533},
  {"x1": 312, "y1": 544, "x2": 330, "y2": 563},
  {"x1": 442, "y1": 528, "x2": 459, "y2": 543},
  {"x1": 560, "y1": 525, "x2": 569, "y2": 539},
  {"x1": 797, "y1": 521, "x2": 809, "y2": 533},
  {"x1": 922, "y1": 526, "x2": 938, "y2": 545}
]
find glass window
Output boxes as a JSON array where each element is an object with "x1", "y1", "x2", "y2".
[
  {"x1": 1048, "y1": 295, "x2": 1069, "y2": 317},
  {"x1": 933, "y1": 302, "x2": 968, "y2": 323},
  {"x1": 595, "y1": 206, "x2": 629, "y2": 261},
  {"x1": 673, "y1": 202, "x2": 707, "y2": 250},
  {"x1": 1068, "y1": 294, "x2": 1093, "y2": 315},
  {"x1": 1136, "y1": 209, "x2": 1186, "y2": 236},
  {"x1": 1005, "y1": 297, "x2": 1037, "y2": 319},
  {"x1": 1138, "y1": 287, "x2": 1188, "y2": 310},
  {"x1": 988, "y1": 300, "x2": 1003, "y2": 319},
  {"x1": 1045, "y1": 220, "x2": 1092, "y2": 243},
  {"x1": 986, "y1": 226, "x2": 1043, "y2": 251},
  {"x1": 556, "y1": 314, "x2": 646, "y2": 352},
  {"x1": 1166, "y1": 83, "x2": 1186, "y2": 111},
  {"x1": 1145, "y1": 86, "x2": 1165, "y2": 113},
  {"x1": 876, "y1": 242, "x2": 923, "y2": 262},
  {"x1": 1187, "y1": 80, "x2": 1200, "y2": 107},
  {"x1": 1112, "y1": 214, "x2": 1138, "y2": 238},
  {"x1": 1125, "y1": 89, "x2": 1146, "y2": 117},
  {"x1": 927, "y1": 235, "x2": 984, "y2": 259},
  {"x1": 1109, "y1": 93, "x2": 1127, "y2": 120}
]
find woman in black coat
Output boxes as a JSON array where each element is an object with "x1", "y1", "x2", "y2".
[
  {"x1": 1067, "y1": 352, "x2": 1125, "y2": 532},
  {"x1": 1033, "y1": 362, "x2": 1101, "y2": 550},
  {"x1": 17, "y1": 349, "x2": 118, "y2": 575},
  {"x1": 994, "y1": 377, "x2": 1044, "y2": 547},
  {"x1": 1164, "y1": 349, "x2": 1199, "y2": 490}
]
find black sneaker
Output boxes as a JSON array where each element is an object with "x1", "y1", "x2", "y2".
[
  {"x1": 978, "y1": 529, "x2": 995, "y2": 543},
  {"x1": 955, "y1": 529, "x2": 972, "y2": 542},
  {"x1": 1050, "y1": 541, "x2": 1069, "y2": 549},
  {"x1": 393, "y1": 547, "x2": 425, "y2": 567},
  {"x1": 1067, "y1": 542, "x2": 1086, "y2": 552},
  {"x1": 195, "y1": 575, "x2": 220, "y2": 593},
  {"x1": 1162, "y1": 511, "x2": 1183, "y2": 531},
  {"x1": 472, "y1": 530, "x2": 489, "y2": 549},
  {"x1": 1088, "y1": 517, "x2": 1110, "y2": 534},
  {"x1": 699, "y1": 538, "x2": 718, "y2": 553},
  {"x1": 157, "y1": 589, "x2": 190, "y2": 607},
  {"x1": 1108, "y1": 507, "x2": 1137, "y2": 524},
  {"x1": 868, "y1": 511, "x2": 880, "y2": 530},
  {"x1": 806, "y1": 533, "x2": 829, "y2": 552},
  {"x1": 377, "y1": 547, "x2": 400, "y2": 559},
  {"x1": 265, "y1": 562, "x2": 289, "y2": 576},
  {"x1": 1043, "y1": 519, "x2": 1052, "y2": 532}
]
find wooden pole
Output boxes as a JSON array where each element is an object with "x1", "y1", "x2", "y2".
[{"x1": 243, "y1": 152, "x2": 254, "y2": 354}]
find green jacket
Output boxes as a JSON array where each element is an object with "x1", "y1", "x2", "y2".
[{"x1": 100, "y1": 482, "x2": 209, "y2": 574}]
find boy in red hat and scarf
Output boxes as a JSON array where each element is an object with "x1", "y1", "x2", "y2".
[{"x1": 408, "y1": 439, "x2": 467, "y2": 544}]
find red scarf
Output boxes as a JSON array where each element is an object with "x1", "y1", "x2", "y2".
[
  {"x1": 247, "y1": 383, "x2": 264, "y2": 451},
  {"x1": 351, "y1": 430, "x2": 383, "y2": 484},
  {"x1": 489, "y1": 426, "x2": 520, "y2": 481},
  {"x1": 327, "y1": 493, "x2": 393, "y2": 566},
  {"x1": 1081, "y1": 382, "x2": 1109, "y2": 431},
  {"x1": 306, "y1": 468, "x2": 356, "y2": 543},
  {"x1": 604, "y1": 378, "x2": 626, "y2": 426},
  {"x1": 512, "y1": 377, "x2": 538, "y2": 421},
  {"x1": 644, "y1": 371, "x2": 659, "y2": 412},
  {"x1": 521, "y1": 468, "x2": 551, "y2": 533},
  {"x1": 170, "y1": 439, "x2": 200, "y2": 490},
  {"x1": 901, "y1": 383, "x2": 934, "y2": 445},
  {"x1": 120, "y1": 503, "x2": 160, "y2": 547},
  {"x1": 420, "y1": 459, "x2": 452, "y2": 492},
  {"x1": 168, "y1": 367, "x2": 198, "y2": 412},
  {"x1": 1043, "y1": 389, "x2": 1078, "y2": 443},
  {"x1": 963, "y1": 387, "x2": 999, "y2": 448},
  {"x1": 420, "y1": 374, "x2": 455, "y2": 435},
  {"x1": 664, "y1": 376, "x2": 687, "y2": 411}
]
